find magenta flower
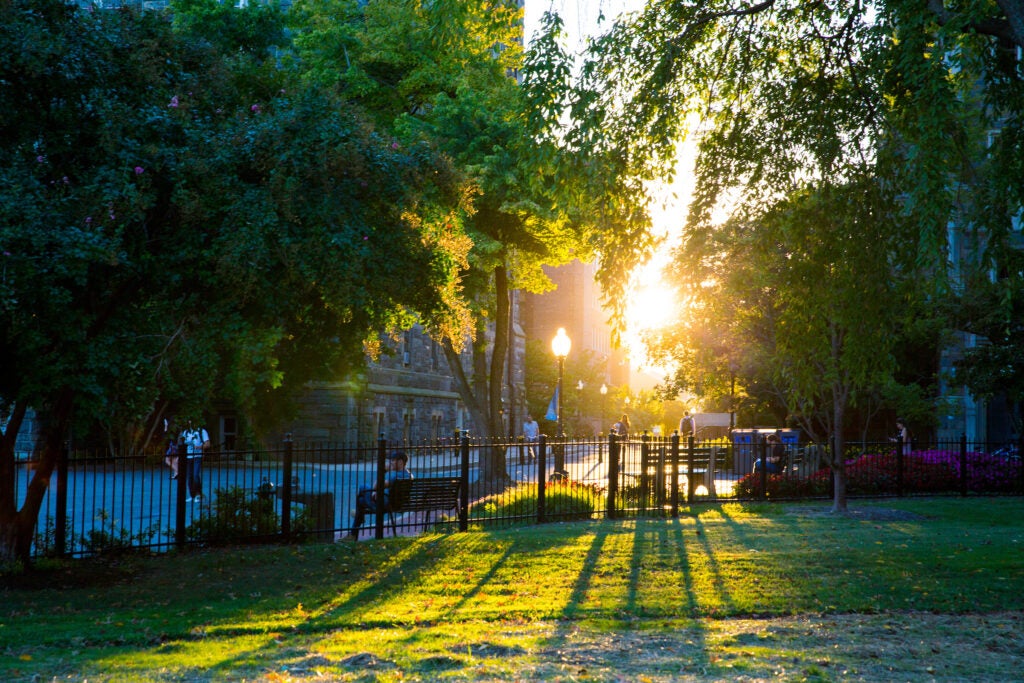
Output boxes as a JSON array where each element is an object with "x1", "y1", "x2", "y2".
[
  {"x1": 134, "y1": 166, "x2": 145, "y2": 175},
  {"x1": 250, "y1": 103, "x2": 261, "y2": 113},
  {"x1": 391, "y1": 142, "x2": 399, "y2": 150},
  {"x1": 169, "y1": 95, "x2": 179, "y2": 108}
]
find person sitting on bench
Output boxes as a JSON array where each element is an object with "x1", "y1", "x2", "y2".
[
  {"x1": 753, "y1": 434, "x2": 784, "y2": 475},
  {"x1": 344, "y1": 451, "x2": 413, "y2": 540}
]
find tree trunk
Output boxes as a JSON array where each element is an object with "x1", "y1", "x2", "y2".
[
  {"x1": 479, "y1": 265, "x2": 511, "y2": 484},
  {"x1": 830, "y1": 393, "x2": 848, "y2": 514},
  {"x1": 0, "y1": 390, "x2": 73, "y2": 566},
  {"x1": 440, "y1": 264, "x2": 515, "y2": 490}
]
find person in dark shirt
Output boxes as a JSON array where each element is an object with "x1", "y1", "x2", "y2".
[{"x1": 344, "y1": 451, "x2": 413, "y2": 540}]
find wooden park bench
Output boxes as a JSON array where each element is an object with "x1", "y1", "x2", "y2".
[
  {"x1": 624, "y1": 446, "x2": 721, "y2": 504},
  {"x1": 369, "y1": 477, "x2": 463, "y2": 537}
]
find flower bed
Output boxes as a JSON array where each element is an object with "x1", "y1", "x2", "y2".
[{"x1": 733, "y1": 449, "x2": 1022, "y2": 498}]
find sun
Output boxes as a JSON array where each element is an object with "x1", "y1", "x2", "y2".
[{"x1": 622, "y1": 262, "x2": 680, "y2": 377}]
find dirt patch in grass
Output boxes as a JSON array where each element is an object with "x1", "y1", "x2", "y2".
[{"x1": 510, "y1": 612, "x2": 1024, "y2": 682}]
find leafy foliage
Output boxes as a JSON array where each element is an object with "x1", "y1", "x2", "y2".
[
  {"x1": 186, "y1": 486, "x2": 282, "y2": 545},
  {"x1": 0, "y1": 0, "x2": 472, "y2": 563},
  {"x1": 469, "y1": 479, "x2": 603, "y2": 526}
]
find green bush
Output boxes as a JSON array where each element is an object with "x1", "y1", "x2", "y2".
[
  {"x1": 81, "y1": 510, "x2": 158, "y2": 556},
  {"x1": 186, "y1": 486, "x2": 280, "y2": 545},
  {"x1": 469, "y1": 480, "x2": 605, "y2": 527}
]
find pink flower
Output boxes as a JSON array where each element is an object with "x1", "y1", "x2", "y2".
[
  {"x1": 134, "y1": 166, "x2": 145, "y2": 175},
  {"x1": 391, "y1": 142, "x2": 399, "y2": 150},
  {"x1": 169, "y1": 96, "x2": 179, "y2": 108},
  {"x1": 250, "y1": 104, "x2": 261, "y2": 113}
]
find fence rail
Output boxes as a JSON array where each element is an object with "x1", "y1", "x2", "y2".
[{"x1": 15, "y1": 432, "x2": 1023, "y2": 559}]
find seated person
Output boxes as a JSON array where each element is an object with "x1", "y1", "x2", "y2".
[
  {"x1": 752, "y1": 433, "x2": 785, "y2": 475},
  {"x1": 345, "y1": 451, "x2": 413, "y2": 540}
]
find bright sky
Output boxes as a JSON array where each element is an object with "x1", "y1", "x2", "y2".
[{"x1": 525, "y1": 1, "x2": 694, "y2": 377}]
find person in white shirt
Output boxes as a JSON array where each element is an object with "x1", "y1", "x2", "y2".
[
  {"x1": 181, "y1": 421, "x2": 210, "y2": 502},
  {"x1": 523, "y1": 415, "x2": 540, "y2": 461}
]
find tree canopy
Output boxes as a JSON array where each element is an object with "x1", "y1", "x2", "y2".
[
  {"x1": 287, "y1": 3, "x2": 660, "y2": 470},
  {"x1": 570, "y1": 0, "x2": 1024, "y2": 508},
  {"x1": 0, "y1": 0, "x2": 472, "y2": 563}
]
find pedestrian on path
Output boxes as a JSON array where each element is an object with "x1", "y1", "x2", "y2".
[{"x1": 181, "y1": 420, "x2": 210, "y2": 502}]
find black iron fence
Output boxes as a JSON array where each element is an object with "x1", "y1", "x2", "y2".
[{"x1": 14, "y1": 432, "x2": 1023, "y2": 559}]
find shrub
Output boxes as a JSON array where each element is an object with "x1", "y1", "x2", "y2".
[
  {"x1": 469, "y1": 480, "x2": 605, "y2": 527},
  {"x1": 187, "y1": 486, "x2": 281, "y2": 545},
  {"x1": 733, "y1": 450, "x2": 1022, "y2": 498},
  {"x1": 80, "y1": 510, "x2": 158, "y2": 556},
  {"x1": 733, "y1": 472, "x2": 829, "y2": 499}
]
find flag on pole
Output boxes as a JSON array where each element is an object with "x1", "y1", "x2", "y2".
[{"x1": 545, "y1": 385, "x2": 559, "y2": 421}]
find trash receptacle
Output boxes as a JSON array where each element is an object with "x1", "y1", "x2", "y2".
[{"x1": 290, "y1": 491, "x2": 335, "y2": 542}]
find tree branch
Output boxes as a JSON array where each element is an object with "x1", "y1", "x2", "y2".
[{"x1": 928, "y1": 0, "x2": 1023, "y2": 49}]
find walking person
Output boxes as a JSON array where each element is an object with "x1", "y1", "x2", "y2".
[
  {"x1": 679, "y1": 411, "x2": 695, "y2": 440},
  {"x1": 613, "y1": 414, "x2": 630, "y2": 438},
  {"x1": 523, "y1": 414, "x2": 540, "y2": 462},
  {"x1": 181, "y1": 420, "x2": 210, "y2": 502},
  {"x1": 163, "y1": 418, "x2": 179, "y2": 480}
]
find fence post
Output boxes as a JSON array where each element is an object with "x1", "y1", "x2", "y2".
[
  {"x1": 829, "y1": 435, "x2": 836, "y2": 501},
  {"x1": 281, "y1": 433, "x2": 294, "y2": 540},
  {"x1": 606, "y1": 432, "x2": 618, "y2": 520},
  {"x1": 687, "y1": 433, "x2": 696, "y2": 504},
  {"x1": 373, "y1": 434, "x2": 386, "y2": 540},
  {"x1": 639, "y1": 433, "x2": 650, "y2": 515},
  {"x1": 670, "y1": 432, "x2": 680, "y2": 517},
  {"x1": 896, "y1": 435, "x2": 905, "y2": 497},
  {"x1": 459, "y1": 431, "x2": 470, "y2": 532},
  {"x1": 758, "y1": 435, "x2": 768, "y2": 499},
  {"x1": 959, "y1": 433, "x2": 968, "y2": 497},
  {"x1": 175, "y1": 435, "x2": 187, "y2": 548},
  {"x1": 55, "y1": 440, "x2": 69, "y2": 558},
  {"x1": 537, "y1": 434, "x2": 547, "y2": 524},
  {"x1": 1019, "y1": 433, "x2": 1024, "y2": 495}
]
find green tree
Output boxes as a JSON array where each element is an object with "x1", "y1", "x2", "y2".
[
  {"x1": 0, "y1": 1, "x2": 470, "y2": 566},
  {"x1": 571, "y1": 0, "x2": 1024, "y2": 510},
  {"x1": 290, "y1": 4, "x2": 657, "y2": 486},
  {"x1": 664, "y1": 181, "x2": 923, "y2": 510}
]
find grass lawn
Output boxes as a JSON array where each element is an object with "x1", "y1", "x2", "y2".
[{"x1": 2, "y1": 498, "x2": 1023, "y2": 681}]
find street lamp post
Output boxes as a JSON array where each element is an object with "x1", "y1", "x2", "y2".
[
  {"x1": 599, "y1": 383, "x2": 608, "y2": 431},
  {"x1": 576, "y1": 380, "x2": 584, "y2": 435},
  {"x1": 551, "y1": 328, "x2": 571, "y2": 475}
]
